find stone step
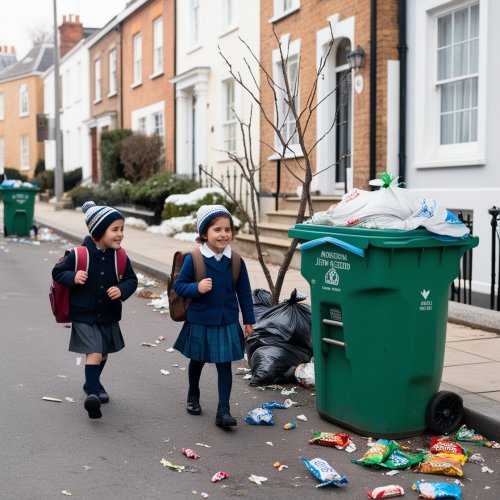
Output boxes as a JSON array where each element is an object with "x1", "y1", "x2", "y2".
[
  {"x1": 281, "y1": 195, "x2": 342, "y2": 213},
  {"x1": 258, "y1": 221, "x2": 296, "y2": 239},
  {"x1": 266, "y1": 209, "x2": 310, "y2": 225}
]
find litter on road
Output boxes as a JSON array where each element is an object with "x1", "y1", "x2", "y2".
[
  {"x1": 42, "y1": 396, "x2": 62, "y2": 402},
  {"x1": 248, "y1": 474, "x2": 267, "y2": 485}
]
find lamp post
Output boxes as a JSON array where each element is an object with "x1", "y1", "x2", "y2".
[{"x1": 53, "y1": 0, "x2": 63, "y2": 204}]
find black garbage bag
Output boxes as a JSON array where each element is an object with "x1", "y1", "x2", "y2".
[
  {"x1": 252, "y1": 288, "x2": 273, "y2": 322},
  {"x1": 249, "y1": 344, "x2": 312, "y2": 387}
]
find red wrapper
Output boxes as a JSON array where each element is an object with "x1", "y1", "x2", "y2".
[
  {"x1": 430, "y1": 437, "x2": 465, "y2": 456},
  {"x1": 211, "y1": 471, "x2": 229, "y2": 483},
  {"x1": 182, "y1": 448, "x2": 200, "y2": 459},
  {"x1": 309, "y1": 432, "x2": 350, "y2": 448},
  {"x1": 367, "y1": 485, "x2": 405, "y2": 498}
]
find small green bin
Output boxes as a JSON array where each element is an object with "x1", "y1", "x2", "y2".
[
  {"x1": 0, "y1": 185, "x2": 40, "y2": 237},
  {"x1": 288, "y1": 224, "x2": 479, "y2": 438}
]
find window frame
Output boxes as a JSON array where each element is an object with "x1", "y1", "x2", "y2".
[
  {"x1": 94, "y1": 58, "x2": 102, "y2": 103},
  {"x1": 152, "y1": 16, "x2": 163, "y2": 77},
  {"x1": 221, "y1": 78, "x2": 237, "y2": 154},
  {"x1": 220, "y1": 0, "x2": 237, "y2": 34},
  {"x1": 108, "y1": 48, "x2": 117, "y2": 96},
  {"x1": 19, "y1": 84, "x2": 29, "y2": 116},
  {"x1": 133, "y1": 32, "x2": 143, "y2": 87},
  {"x1": 270, "y1": 0, "x2": 300, "y2": 23},
  {"x1": 412, "y1": 0, "x2": 485, "y2": 169},
  {"x1": 190, "y1": 0, "x2": 201, "y2": 48},
  {"x1": 20, "y1": 136, "x2": 29, "y2": 171}
]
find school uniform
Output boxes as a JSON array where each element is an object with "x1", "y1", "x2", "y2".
[
  {"x1": 173, "y1": 244, "x2": 255, "y2": 363},
  {"x1": 52, "y1": 235, "x2": 138, "y2": 355}
]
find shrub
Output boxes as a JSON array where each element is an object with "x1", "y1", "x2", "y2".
[
  {"x1": 162, "y1": 191, "x2": 233, "y2": 220},
  {"x1": 67, "y1": 178, "x2": 132, "y2": 208},
  {"x1": 34, "y1": 169, "x2": 54, "y2": 191},
  {"x1": 121, "y1": 134, "x2": 163, "y2": 182},
  {"x1": 100, "y1": 129, "x2": 133, "y2": 183},
  {"x1": 64, "y1": 167, "x2": 82, "y2": 191},
  {"x1": 34, "y1": 159, "x2": 45, "y2": 177},
  {"x1": 2, "y1": 168, "x2": 28, "y2": 182}
]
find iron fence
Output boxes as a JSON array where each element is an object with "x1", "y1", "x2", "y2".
[
  {"x1": 489, "y1": 206, "x2": 500, "y2": 311},
  {"x1": 450, "y1": 212, "x2": 474, "y2": 305}
]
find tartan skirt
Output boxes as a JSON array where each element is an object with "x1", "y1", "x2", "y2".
[
  {"x1": 69, "y1": 321, "x2": 125, "y2": 356},
  {"x1": 174, "y1": 322, "x2": 245, "y2": 363}
]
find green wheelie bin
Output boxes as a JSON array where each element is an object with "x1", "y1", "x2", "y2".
[
  {"x1": 288, "y1": 224, "x2": 479, "y2": 438},
  {"x1": 0, "y1": 185, "x2": 40, "y2": 237}
]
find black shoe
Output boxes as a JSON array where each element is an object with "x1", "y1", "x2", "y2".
[
  {"x1": 187, "y1": 398, "x2": 201, "y2": 415},
  {"x1": 84, "y1": 394, "x2": 102, "y2": 419},
  {"x1": 83, "y1": 383, "x2": 109, "y2": 404},
  {"x1": 215, "y1": 410, "x2": 237, "y2": 428}
]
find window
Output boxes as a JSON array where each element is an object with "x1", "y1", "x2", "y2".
[
  {"x1": 153, "y1": 111, "x2": 164, "y2": 140},
  {"x1": 75, "y1": 61, "x2": 81, "y2": 102},
  {"x1": 0, "y1": 92, "x2": 4, "y2": 120},
  {"x1": 282, "y1": 56, "x2": 300, "y2": 144},
  {"x1": 138, "y1": 117, "x2": 147, "y2": 133},
  {"x1": 437, "y1": 4, "x2": 479, "y2": 145},
  {"x1": 221, "y1": 0, "x2": 235, "y2": 31},
  {"x1": 109, "y1": 48, "x2": 117, "y2": 95},
  {"x1": 19, "y1": 84, "x2": 29, "y2": 116},
  {"x1": 133, "y1": 33, "x2": 142, "y2": 85},
  {"x1": 222, "y1": 79, "x2": 236, "y2": 153},
  {"x1": 20, "y1": 136, "x2": 29, "y2": 170},
  {"x1": 94, "y1": 59, "x2": 102, "y2": 102},
  {"x1": 0, "y1": 138, "x2": 4, "y2": 169},
  {"x1": 153, "y1": 17, "x2": 163, "y2": 75},
  {"x1": 191, "y1": 0, "x2": 200, "y2": 47},
  {"x1": 273, "y1": 0, "x2": 300, "y2": 19},
  {"x1": 64, "y1": 69, "x2": 71, "y2": 107}
]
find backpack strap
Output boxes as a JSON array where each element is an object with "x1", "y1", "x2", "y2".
[
  {"x1": 231, "y1": 251, "x2": 241, "y2": 287},
  {"x1": 191, "y1": 247, "x2": 205, "y2": 282},
  {"x1": 114, "y1": 247, "x2": 127, "y2": 282},
  {"x1": 74, "y1": 246, "x2": 89, "y2": 273}
]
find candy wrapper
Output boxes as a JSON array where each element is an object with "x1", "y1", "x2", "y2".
[
  {"x1": 309, "y1": 432, "x2": 350, "y2": 449},
  {"x1": 301, "y1": 457, "x2": 349, "y2": 488},
  {"x1": 367, "y1": 484, "x2": 405, "y2": 498},
  {"x1": 262, "y1": 401, "x2": 287, "y2": 410},
  {"x1": 455, "y1": 424, "x2": 500, "y2": 448},
  {"x1": 414, "y1": 454, "x2": 463, "y2": 477},
  {"x1": 211, "y1": 471, "x2": 229, "y2": 483},
  {"x1": 353, "y1": 439, "x2": 401, "y2": 466},
  {"x1": 377, "y1": 450, "x2": 426, "y2": 470},
  {"x1": 181, "y1": 448, "x2": 200, "y2": 459},
  {"x1": 283, "y1": 422, "x2": 296, "y2": 430},
  {"x1": 412, "y1": 479, "x2": 462, "y2": 499},
  {"x1": 245, "y1": 408, "x2": 274, "y2": 425}
]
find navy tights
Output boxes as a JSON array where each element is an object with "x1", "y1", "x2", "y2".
[{"x1": 188, "y1": 360, "x2": 232, "y2": 407}]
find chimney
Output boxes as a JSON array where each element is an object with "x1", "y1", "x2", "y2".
[{"x1": 59, "y1": 13, "x2": 84, "y2": 58}]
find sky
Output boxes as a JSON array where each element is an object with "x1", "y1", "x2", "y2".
[{"x1": 0, "y1": 0, "x2": 127, "y2": 60}]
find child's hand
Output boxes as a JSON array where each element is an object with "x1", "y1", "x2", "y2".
[
  {"x1": 74, "y1": 270, "x2": 88, "y2": 285},
  {"x1": 198, "y1": 278, "x2": 212, "y2": 294},
  {"x1": 107, "y1": 286, "x2": 122, "y2": 300},
  {"x1": 244, "y1": 324, "x2": 253, "y2": 339}
]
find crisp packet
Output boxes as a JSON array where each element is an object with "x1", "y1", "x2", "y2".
[
  {"x1": 455, "y1": 424, "x2": 500, "y2": 448},
  {"x1": 211, "y1": 471, "x2": 229, "y2": 483},
  {"x1": 367, "y1": 484, "x2": 405, "y2": 498},
  {"x1": 262, "y1": 401, "x2": 287, "y2": 410},
  {"x1": 301, "y1": 457, "x2": 348, "y2": 488},
  {"x1": 430, "y1": 437, "x2": 468, "y2": 457},
  {"x1": 245, "y1": 408, "x2": 274, "y2": 425},
  {"x1": 414, "y1": 454, "x2": 463, "y2": 477},
  {"x1": 377, "y1": 450, "x2": 426, "y2": 470},
  {"x1": 309, "y1": 432, "x2": 350, "y2": 448},
  {"x1": 353, "y1": 439, "x2": 401, "y2": 466},
  {"x1": 412, "y1": 479, "x2": 462, "y2": 499}
]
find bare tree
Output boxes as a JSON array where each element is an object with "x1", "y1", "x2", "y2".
[
  {"x1": 29, "y1": 25, "x2": 53, "y2": 46},
  {"x1": 209, "y1": 25, "x2": 346, "y2": 304}
]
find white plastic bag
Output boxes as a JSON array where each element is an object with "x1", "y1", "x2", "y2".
[{"x1": 295, "y1": 361, "x2": 315, "y2": 388}]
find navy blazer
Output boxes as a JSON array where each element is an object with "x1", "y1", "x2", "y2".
[
  {"x1": 173, "y1": 253, "x2": 255, "y2": 326},
  {"x1": 52, "y1": 236, "x2": 138, "y2": 324}
]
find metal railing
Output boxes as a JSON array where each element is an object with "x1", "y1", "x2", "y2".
[
  {"x1": 489, "y1": 206, "x2": 500, "y2": 311},
  {"x1": 450, "y1": 212, "x2": 474, "y2": 305}
]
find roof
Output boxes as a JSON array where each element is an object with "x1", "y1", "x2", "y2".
[
  {"x1": 0, "y1": 53, "x2": 17, "y2": 70},
  {"x1": 0, "y1": 43, "x2": 54, "y2": 82}
]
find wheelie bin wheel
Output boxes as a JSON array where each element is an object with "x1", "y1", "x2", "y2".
[{"x1": 426, "y1": 391, "x2": 464, "y2": 434}]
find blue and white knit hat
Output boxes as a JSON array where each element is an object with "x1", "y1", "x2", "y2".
[
  {"x1": 82, "y1": 201, "x2": 124, "y2": 240},
  {"x1": 196, "y1": 204, "x2": 232, "y2": 234}
]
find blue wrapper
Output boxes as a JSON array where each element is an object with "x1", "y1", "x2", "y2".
[
  {"x1": 301, "y1": 457, "x2": 349, "y2": 488},
  {"x1": 262, "y1": 401, "x2": 287, "y2": 410},
  {"x1": 412, "y1": 480, "x2": 462, "y2": 499},
  {"x1": 245, "y1": 408, "x2": 274, "y2": 425}
]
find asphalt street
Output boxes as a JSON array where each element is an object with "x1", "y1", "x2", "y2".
[{"x1": 1, "y1": 235, "x2": 500, "y2": 499}]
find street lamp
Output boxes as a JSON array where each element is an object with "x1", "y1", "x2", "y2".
[
  {"x1": 346, "y1": 46, "x2": 366, "y2": 71},
  {"x1": 53, "y1": 0, "x2": 63, "y2": 205}
]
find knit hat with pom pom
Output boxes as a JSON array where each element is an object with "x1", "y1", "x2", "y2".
[{"x1": 82, "y1": 201, "x2": 124, "y2": 240}]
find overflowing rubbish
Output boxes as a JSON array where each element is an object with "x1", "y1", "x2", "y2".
[
  {"x1": 412, "y1": 479, "x2": 462, "y2": 499},
  {"x1": 366, "y1": 484, "x2": 404, "y2": 498},
  {"x1": 455, "y1": 424, "x2": 500, "y2": 448},
  {"x1": 245, "y1": 408, "x2": 274, "y2": 425},
  {"x1": 295, "y1": 361, "x2": 315, "y2": 388},
  {"x1": 301, "y1": 457, "x2": 349, "y2": 488},
  {"x1": 353, "y1": 439, "x2": 401, "y2": 466},
  {"x1": 211, "y1": 471, "x2": 229, "y2": 483},
  {"x1": 414, "y1": 454, "x2": 463, "y2": 477},
  {"x1": 247, "y1": 289, "x2": 312, "y2": 387}
]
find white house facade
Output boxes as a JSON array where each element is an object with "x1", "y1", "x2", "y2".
[
  {"x1": 406, "y1": 0, "x2": 499, "y2": 301},
  {"x1": 43, "y1": 38, "x2": 92, "y2": 181},
  {"x1": 172, "y1": 0, "x2": 260, "y2": 201}
]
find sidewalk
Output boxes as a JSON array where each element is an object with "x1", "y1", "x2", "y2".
[{"x1": 14, "y1": 200, "x2": 500, "y2": 438}]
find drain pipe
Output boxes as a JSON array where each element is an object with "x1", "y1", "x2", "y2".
[
  {"x1": 369, "y1": 0, "x2": 378, "y2": 185},
  {"x1": 398, "y1": 0, "x2": 407, "y2": 184}
]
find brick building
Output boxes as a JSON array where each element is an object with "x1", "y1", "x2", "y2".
[{"x1": 259, "y1": 0, "x2": 400, "y2": 198}]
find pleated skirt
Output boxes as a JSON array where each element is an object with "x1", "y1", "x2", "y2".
[
  {"x1": 69, "y1": 321, "x2": 125, "y2": 355},
  {"x1": 174, "y1": 322, "x2": 245, "y2": 363}
]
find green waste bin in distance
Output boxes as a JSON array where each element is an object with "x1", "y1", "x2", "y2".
[
  {"x1": 0, "y1": 185, "x2": 39, "y2": 237},
  {"x1": 288, "y1": 223, "x2": 479, "y2": 438}
]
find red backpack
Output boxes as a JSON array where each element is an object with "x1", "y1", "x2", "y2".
[{"x1": 49, "y1": 246, "x2": 127, "y2": 323}]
